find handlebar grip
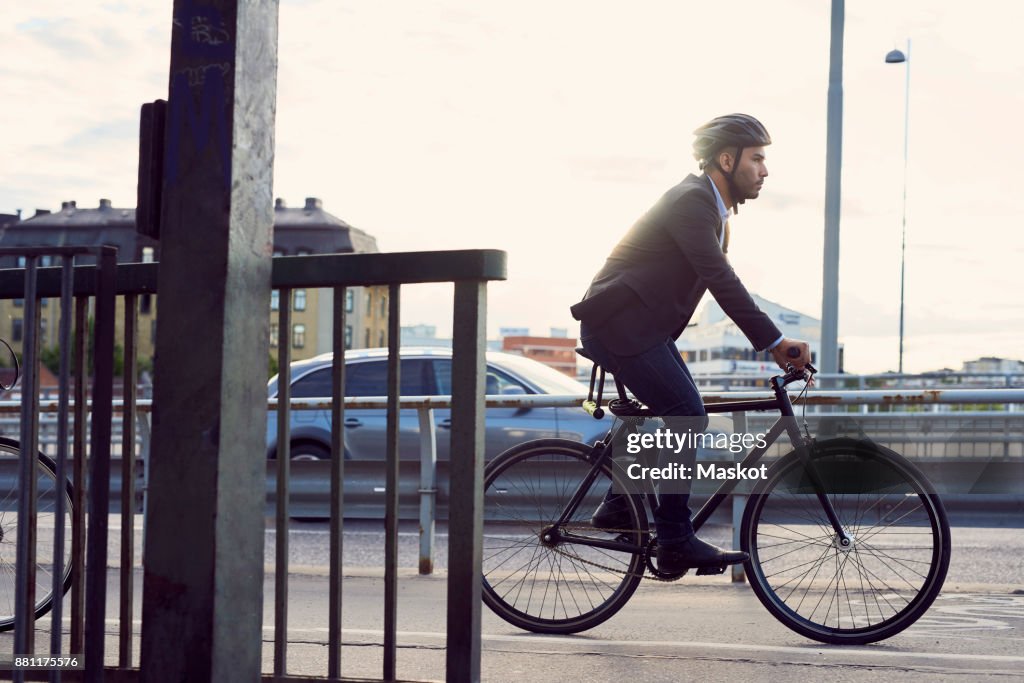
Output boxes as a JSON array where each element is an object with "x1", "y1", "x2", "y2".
[{"x1": 582, "y1": 400, "x2": 604, "y2": 419}]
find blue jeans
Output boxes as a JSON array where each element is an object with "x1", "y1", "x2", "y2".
[{"x1": 580, "y1": 326, "x2": 708, "y2": 544}]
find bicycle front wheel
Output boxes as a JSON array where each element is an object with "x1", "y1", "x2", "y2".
[
  {"x1": 481, "y1": 438, "x2": 648, "y2": 634},
  {"x1": 742, "y1": 438, "x2": 950, "y2": 645},
  {"x1": 0, "y1": 437, "x2": 75, "y2": 631}
]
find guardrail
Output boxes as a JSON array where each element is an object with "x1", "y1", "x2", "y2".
[{"x1": 5, "y1": 387, "x2": 1024, "y2": 582}]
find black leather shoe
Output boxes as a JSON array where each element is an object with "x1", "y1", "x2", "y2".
[
  {"x1": 657, "y1": 535, "x2": 748, "y2": 573},
  {"x1": 590, "y1": 496, "x2": 631, "y2": 531}
]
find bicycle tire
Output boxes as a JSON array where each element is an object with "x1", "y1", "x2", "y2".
[
  {"x1": 0, "y1": 436, "x2": 75, "y2": 632},
  {"x1": 481, "y1": 438, "x2": 648, "y2": 634},
  {"x1": 741, "y1": 437, "x2": 950, "y2": 645}
]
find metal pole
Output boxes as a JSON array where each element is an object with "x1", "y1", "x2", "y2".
[
  {"x1": 820, "y1": 0, "x2": 845, "y2": 375},
  {"x1": 50, "y1": 254, "x2": 75, "y2": 679},
  {"x1": 418, "y1": 407, "x2": 437, "y2": 575},
  {"x1": 897, "y1": 38, "x2": 911, "y2": 374},
  {"x1": 85, "y1": 247, "x2": 118, "y2": 683},
  {"x1": 327, "y1": 287, "x2": 347, "y2": 680},
  {"x1": 14, "y1": 256, "x2": 40, "y2": 674},
  {"x1": 274, "y1": 289, "x2": 291, "y2": 678},
  {"x1": 446, "y1": 280, "x2": 487, "y2": 683},
  {"x1": 119, "y1": 294, "x2": 138, "y2": 668},
  {"x1": 139, "y1": 1, "x2": 279, "y2": 680},
  {"x1": 384, "y1": 285, "x2": 401, "y2": 681}
]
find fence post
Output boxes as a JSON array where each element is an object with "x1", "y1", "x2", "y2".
[
  {"x1": 418, "y1": 406, "x2": 438, "y2": 575},
  {"x1": 138, "y1": 1, "x2": 279, "y2": 680},
  {"x1": 446, "y1": 280, "x2": 487, "y2": 683},
  {"x1": 731, "y1": 410, "x2": 748, "y2": 583}
]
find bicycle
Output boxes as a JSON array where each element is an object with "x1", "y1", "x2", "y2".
[
  {"x1": 0, "y1": 436, "x2": 75, "y2": 631},
  {"x1": 480, "y1": 351, "x2": 950, "y2": 645}
]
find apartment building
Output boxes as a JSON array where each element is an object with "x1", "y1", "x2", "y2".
[{"x1": 0, "y1": 197, "x2": 387, "y2": 369}]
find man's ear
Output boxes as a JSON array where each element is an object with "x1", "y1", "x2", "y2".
[{"x1": 718, "y1": 149, "x2": 734, "y2": 173}]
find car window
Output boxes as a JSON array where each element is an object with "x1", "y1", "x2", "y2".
[
  {"x1": 345, "y1": 359, "x2": 434, "y2": 397},
  {"x1": 290, "y1": 367, "x2": 334, "y2": 398},
  {"x1": 432, "y1": 359, "x2": 530, "y2": 395}
]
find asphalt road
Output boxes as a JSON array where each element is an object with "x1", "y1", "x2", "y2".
[{"x1": 3, "y1": 513, "x2": 1021, "y2": 681}]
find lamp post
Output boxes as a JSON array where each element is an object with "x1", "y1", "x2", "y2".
[
  {"x1": 886, "y1": 39, "x2": 910, "y2": 373},
  {"x1": 820, "y1": 0, "x2": 844, "y2": 376}
]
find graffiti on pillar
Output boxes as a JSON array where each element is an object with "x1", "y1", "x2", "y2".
[{"x1": 164, "y1": 1, "x2": 235, "y2": 191}]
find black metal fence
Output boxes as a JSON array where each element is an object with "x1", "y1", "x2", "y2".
[{"x1": 0, "y1": 248, "x2": 505, "y2": 682}]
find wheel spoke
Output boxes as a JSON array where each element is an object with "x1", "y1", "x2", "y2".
[
  {"x1": 481, "y1": 442, "x2": 646, "y2": 632},
  {"x1": 746, "y1": 446, "x2": 948, "y2": 644}
]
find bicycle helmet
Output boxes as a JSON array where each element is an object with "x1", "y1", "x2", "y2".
[{"x1": 692, "y1": 113, "x2": 771, "y2": 211}]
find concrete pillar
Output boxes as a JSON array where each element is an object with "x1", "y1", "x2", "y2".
[{"x1": 140, "y1": 1, "x2": 279, "y2": 681}]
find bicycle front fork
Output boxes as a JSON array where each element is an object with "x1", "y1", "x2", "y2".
[{"x1": 791, "y1": 437, "x2": 854, "y2": 548}]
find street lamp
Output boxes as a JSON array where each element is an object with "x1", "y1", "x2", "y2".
[{"x1": 886, "y1": 40, "x2": 910, "y2": 373}]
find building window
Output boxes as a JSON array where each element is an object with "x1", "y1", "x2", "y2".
[
  {"x1": 293, "y1": 324, "x2": 306, "y2": 349},
  {"x1": 40, "y1": 256, "x2": 52, "y2": 267},
  {"x1": 345, "y1": 289, "x2": 354, "y2": 313},
  {"x1": 270, "y1": 323, "x2": 279, "y2": 348},
  {"x1": 12, "y1": 318, "x2": 23, "y2": 342},
  {"x1": 365, "y1": 329, "x2": 370, "y2": 348},
  {"x1": 40, "y1": 318, "x2": 47, "y2": 345},
  {"x1": 378, "y1": 330, "x2": 385, "y2": 347},
  {"x1": 142, "y1": 247, "x2": 155, "y2": 263},
  {"x1": 270, "y1": 290, "x2": 279, "y2": 311},
  {"x1": 365, "y1": 291, "x2": 373, "y2": 313},
  {"x1": 344, "y1": 325, "x2": 353, "y2": 350},
  {"x1": 140, "y1": 294, "x2": 153, "y2": 315},
  {"x1": 16, "y1": 257, "x2": 25, "y2": 268},
  {"x1": 380, "y1": 293, "x2": 387, "y2": 317},
  {"x1": 273, "y1": 250, "x2": 285, "y2": 257},
  {"x1": 13, "y1": 299, "x2": 22, "y2": 308},
  {"x1": 294, "y1": 289, "x2": 306, "y2": 312},
  {"x1": 151, "y1": 320, "x2": 157, "y2": 345}
]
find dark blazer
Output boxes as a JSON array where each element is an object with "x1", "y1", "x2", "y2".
[{"x1": 570, "y1": 173, "x2": 782, "y2": 356}]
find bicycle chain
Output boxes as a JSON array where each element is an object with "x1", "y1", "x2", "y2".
[{"x1": 546, "y1": 525, "x2": 686, "y2": 583}]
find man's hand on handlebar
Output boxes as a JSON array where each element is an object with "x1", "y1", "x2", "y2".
[{"x1": 770, "y1": 338, "x2": 811, "y2": 373}]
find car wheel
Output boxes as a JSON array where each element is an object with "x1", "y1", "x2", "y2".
[
  {"x1": 286, "y1": 442, "x2": 334, "y2": 521},
  {"x1": 290, "y1": 442, "x2": 331, "y2": 461}
]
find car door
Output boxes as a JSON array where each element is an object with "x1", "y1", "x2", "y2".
[
  {"x1": 429, "y1": 359, "x2": 558, "y2": 462},
  {"x1": 284, "y1": 365, "x2": 335, "y2": 452},
  {"x1": 342, "y1": 358, "x2": 434, "y2": 461}
]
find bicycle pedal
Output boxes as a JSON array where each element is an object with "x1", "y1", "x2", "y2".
[{"x1": 695, "y1": 565, "x2": 727, "y2": 576}]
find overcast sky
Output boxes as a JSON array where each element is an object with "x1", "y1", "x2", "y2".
[{"x1": 4, "y1": 1, "x2": 1023, "y2": 373}]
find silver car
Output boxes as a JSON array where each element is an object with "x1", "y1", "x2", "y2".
[{"x1": 265, "y1": 347, "x2": 607, "y2": 462}]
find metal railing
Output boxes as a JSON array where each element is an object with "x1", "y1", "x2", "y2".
[
  {"x1": 262, "y1": 388, "x2": 1024, "y2": 577},
  {"x1": 0, "y1": 246, "x2": 120, "y2": 683},
  {"x1": 5, "y1": 386, "x2": 1022, "y2": 587},
  {"x1": 1, "y1": 249, "x2": 506, "y2": 683}
]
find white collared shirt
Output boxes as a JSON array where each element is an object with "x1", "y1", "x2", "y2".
[{"x1": 705, "y1": 174, "x2": 784, "y2": 351}]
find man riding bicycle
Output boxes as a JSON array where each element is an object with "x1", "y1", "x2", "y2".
[{"x1": 570, "y1": 113, "x2": 811, "y2": 574}]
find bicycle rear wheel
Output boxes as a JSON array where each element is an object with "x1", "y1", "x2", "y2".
[
  {"x1": 741, "y1": 438, "x2": 950, "y2": 645},
  {"x1": 481, "y1": 438, "x2": 648, "y2": 634},
  {"x1": 0, "y1": 437, "x2": 75, "y2": 631}
]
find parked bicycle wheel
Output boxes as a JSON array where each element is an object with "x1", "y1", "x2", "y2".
[
  {"x1": 0, "y1": 436, "x2": 75, "y2": 631},
  {"x1": 742, "y1": 437, "x2": 950, "y2": 645},
  {"x1": 481, "y1": 438, "x2": 648, "y2": 634}
]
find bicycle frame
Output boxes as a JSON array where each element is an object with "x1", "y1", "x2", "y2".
[{"x1": 551, "y1": 372, "x2": 854, "y2": 555}]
